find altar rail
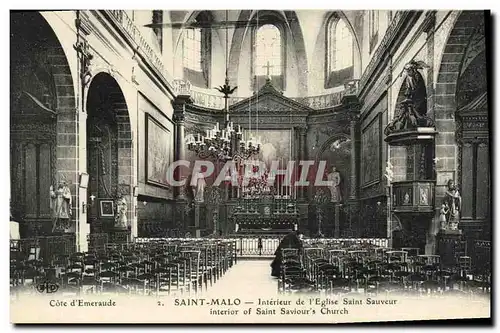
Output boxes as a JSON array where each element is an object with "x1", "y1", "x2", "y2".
[{"x1": 134, "y1": 237, "x2": 389, "y2": 257}]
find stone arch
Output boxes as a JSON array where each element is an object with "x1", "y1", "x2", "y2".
[
  {"x1": 85, "y1": 72, "x2": 134, "y2": 232},
  {"x1": 10, "y1": 11, "x2": 77, "y2": 235},
  {"x1": 314, "y1": 134, "x2": 352, "y2": 201},
  {"x1": 315, "y1": 133, "x2": 351, "y2": 162},
  {"x1": 434, "y1": 11, "x2": 485, "y2": 177}
]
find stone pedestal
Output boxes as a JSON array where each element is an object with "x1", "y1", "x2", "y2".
[
  {"x1": 109, "y1": 226, "x2": 130, "y2": 244},
  {"x1": 437, "y1": 229, "x2": 464, "y2": 269}
]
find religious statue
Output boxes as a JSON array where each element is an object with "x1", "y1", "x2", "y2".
[
  {"x1": 114, "y1": 196, "x2": 128, "y2": 229},
  {"x1": 439, "y1": 202, "x2": 449, "y2": 230},
  {"x1": 403, "y1": 192, "x2": 410, "y2": 205},
  {"x1": 192, "y1": 171, "x2": 206, "y2": 203},
  {"x1": 49, "y1": 180, "x2": 72, "y2": 232},
  {"x1": 419, "y1": 188, "x2": 428, "y2": 205},
  {"x1": 327, "y1": 166, "x2": 342, "y2": 203},
  {"x1": 443, "y1": 180, "x2": 462, "y2": 231}
]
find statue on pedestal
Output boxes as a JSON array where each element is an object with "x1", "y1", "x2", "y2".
[
  {"x1": 49, "y1": 180, "x2": 72, "y2": 233},
  {"x1": 327, "y1": 166, "x2": 342, "y2": 203},
  {"x1": 443, "y1": 180, "x2": 462, "y2": 231},
  {"x1": 114, "y1": 196, "x2": 128, "y2": 229},
  {"x1": 191, "y1": 171, "x2": 206, "y2": 203},
  {"x1": 439, "y1": 202, "x2": 449, "y2": 230}
]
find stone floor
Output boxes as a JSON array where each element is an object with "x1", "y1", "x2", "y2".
[{"x1": 202, "y1": 259, "x2": 279, "y2": 298}]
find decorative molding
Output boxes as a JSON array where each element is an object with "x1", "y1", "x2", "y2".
[
  {"x1": 102, "y1": 10, "x2": 176, "y2": 98},
  {"x1": 75, "y1": 12, "x2": 92, "y2": 36},
  {"x1": 422, "y1": 11, "x2": 436, "y2": 34},
  {"x1": 229, "y1": 80, "x2": 313, "y2": 114}
]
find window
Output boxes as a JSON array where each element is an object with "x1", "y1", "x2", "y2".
[
  {"x1": 152, "y1": 10, "x2": 163, "y2": 52},
  {"x1": 183, "y1": 28, "x2": 202, "y2": 71},
  {"x1": 255, "y1": 24, "x2": 282, "y2": 76},
  {"x1": 331, "y1": 19, "x2": 353, "y2": 71},
  {"x1": 325, "y1": 15, "x2": 354, "y2": 88},
  {"x1": 182, "y1": 12, "x2": 211, "y2": 88}
]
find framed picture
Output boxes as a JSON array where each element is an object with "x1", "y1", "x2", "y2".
[
  {"x1": 361, "y1": 113, "x2": 382, "y2": 187},
  {"x1": 79, "y1": 172, "x2": 89, "y2": 189},
  {"x1": 99, "y1": 199, "x2": 115, "y2": 218},
  {"x1": 146, "y1": 113, "x2": 173, "y2": 187}
]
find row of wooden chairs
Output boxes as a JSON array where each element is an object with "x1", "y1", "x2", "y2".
[
  {"x1": 278, "y1": 243, "x2": 490, "y2": 296},
  {"x1": 10, "y1": 238, "x2": 237, "y2": 297}
]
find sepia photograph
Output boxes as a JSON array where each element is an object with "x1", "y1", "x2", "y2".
[{"x1": 8, "y1": 7, "x2": 492, "y2": 324}]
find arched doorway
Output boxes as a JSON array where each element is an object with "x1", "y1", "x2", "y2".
[
  {"x1": 86, "y1": 73, "x2": 133, "y2": 240},
  {"x1": 313, "y1": 135, "x2": 351, "y2": 237},
  {"x1": 435, "y1": 11, "x2": 489, "y2": 240},
  {"x1": 456, "y1": 49, "x2": 489, "y2": 240},
  {"x1": 10, "y1": 12, "x2": 75, "y2": 237}
]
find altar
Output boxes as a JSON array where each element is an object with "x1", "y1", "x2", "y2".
[{"x1": 232, "y1": 195, "x2": 299, "y2": 233}]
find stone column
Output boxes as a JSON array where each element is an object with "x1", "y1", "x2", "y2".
[
  {"x1": 346, "y1": 103, "x2": 360, "y2": 237},
  {"x1": 349, "y1": 117, "x2": 358, "y2": 200},
  {"x1": 422, "y1": 11, "x2": 438, "y2": 254},
  {"x1": 298, "y1": 126, "x2": 307, "y2": 200},
  {"x1": 172, "y1": 95, "x2": 192, "y2": 236},
  {"x1": 172, "y1": 97, "x2": 190, "y2": 200}
]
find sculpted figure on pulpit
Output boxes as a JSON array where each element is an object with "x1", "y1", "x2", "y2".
[
  {"x1": 327, "y1": 166, "x2": 342, "y2": 203},
  {"x1": 384, "y1": 60, "x2": 435, "y2": 135}
]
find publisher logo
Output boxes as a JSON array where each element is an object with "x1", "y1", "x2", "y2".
[{"x1": 36, "y1": 281, "x2": 59, "y2": 294}]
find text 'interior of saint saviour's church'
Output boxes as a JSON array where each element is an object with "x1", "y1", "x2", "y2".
[{"x1": 10, "y1": 10, "x2": 490, "y2": 293}]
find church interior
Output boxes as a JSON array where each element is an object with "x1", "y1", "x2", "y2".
[{"x1": 10, "y1": 10, "x2": 491, "y2": 298}]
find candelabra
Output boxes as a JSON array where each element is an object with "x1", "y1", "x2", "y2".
[
  {"x1": 187, "y1": 119, "x2": 261, "y2": 161},
  {"x1": 186, "y1": 9, "x2": 261, "y2": 162},
  {"x1": 187, "y1": 78, "x2": 261, "y2": 161}
]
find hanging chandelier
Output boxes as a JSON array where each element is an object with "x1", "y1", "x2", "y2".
[
  {"x1": 186, "y1": 77, "x2": 261, "y2": 161},
  {"x1": 186, "y1": 10, "x2": 261, "y2": 161}
]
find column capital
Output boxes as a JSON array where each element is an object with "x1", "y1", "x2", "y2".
[
  {"x1": 171, "y1": 95, "x2": 193, "y2": 113},
  {"x1": 173, "y1": 111, "x2": 186, "y2": 123},
  {"x1": 297, "y1": 125, "x2": 308, "y2": 135},
  {"x1": 348, "y1": 112, "x2": 361, "y2": 123}
]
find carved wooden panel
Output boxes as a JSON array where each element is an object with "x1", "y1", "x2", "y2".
[
  {"x1": 39, "y1": 143, "x2": 52, "y2": 218},
  {"x1": 11, "y1": 141, "x2": 54, "y2": 222},
  {"x1": 476, "y1": 143, "x2": 489, "y2": 219},
  {"x1": 25, "y1": 144, "x2": 37, "y2": 218},
  {"x1": 461, "y1": 143, "x2": 474, "y2": 219}
]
